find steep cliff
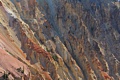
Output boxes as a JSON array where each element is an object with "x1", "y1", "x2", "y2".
[{"x1": 0, "y1": 0, "x2": 120, "y2": 80}]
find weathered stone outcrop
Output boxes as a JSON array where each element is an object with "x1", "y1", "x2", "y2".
[{"x1": 0, "y1": 0, "x2": 119, "y2": 80}]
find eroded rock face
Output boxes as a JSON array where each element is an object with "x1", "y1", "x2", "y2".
[{"x1": 0, "y1": 0, "x2": 119, "y2": 80}]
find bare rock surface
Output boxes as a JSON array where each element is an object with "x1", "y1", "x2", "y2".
[{"x1": 0, "y1": 0, "x2": 120, "y2": 80}]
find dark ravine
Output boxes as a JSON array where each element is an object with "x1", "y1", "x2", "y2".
[{"x1": 0, "y1": 0, "x2": 120, "y2": 80}]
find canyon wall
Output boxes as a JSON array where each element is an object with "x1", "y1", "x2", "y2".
[{"x1": 0, "y1": 0, "x2": 120, "y2": 80}]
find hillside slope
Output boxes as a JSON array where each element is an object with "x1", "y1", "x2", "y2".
[{"x1": 0, "y1": 0, "x2": 120, "y2": 80}]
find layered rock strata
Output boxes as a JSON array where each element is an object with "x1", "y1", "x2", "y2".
[{"x1": 0, "y1": 0, "x2": 119, "y2": 80}]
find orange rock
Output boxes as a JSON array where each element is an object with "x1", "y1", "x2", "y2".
[
  {"x1": 26, "y1": 39, "x2": 52, "y2": 60},
  {"x1": 42, "y1": 72, "x2": 52, "y2": 80},
  {"x1": 101, "y1": 71, "x2": 112, "y2": 80}
]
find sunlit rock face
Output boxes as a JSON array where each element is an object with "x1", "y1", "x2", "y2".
[{"x1": 0, "y1": 0, "x2": 120, "y2": 80}]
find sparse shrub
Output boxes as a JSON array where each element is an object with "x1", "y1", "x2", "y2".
[
  {"x1": 90, "y1": 27, "x2": 95, "y2": 36},
  {"x1": 17, "y1": 66, "x2": 24, "y2": 74},
  {"x1": 21, "y1": 70, "x2": 24, "y2": 73},
  {"x1": 2, "y1": 71, "x2": 9, "y2": 79},
  {"x1": 52, "y1": 55, "x2": 58, "y2": 61},
  {"x1": 5, "y1": 50, "x2": 12, "y2": 55},
  {"x1": 46, "y1": 48, "x2": 51, "y2": 52},
  {"x1": 91, "y1": 27, "x2": 94, "y2": 32},
  {"x1": 51, "y1": 37, "x2": 55, "y2": 42}
]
